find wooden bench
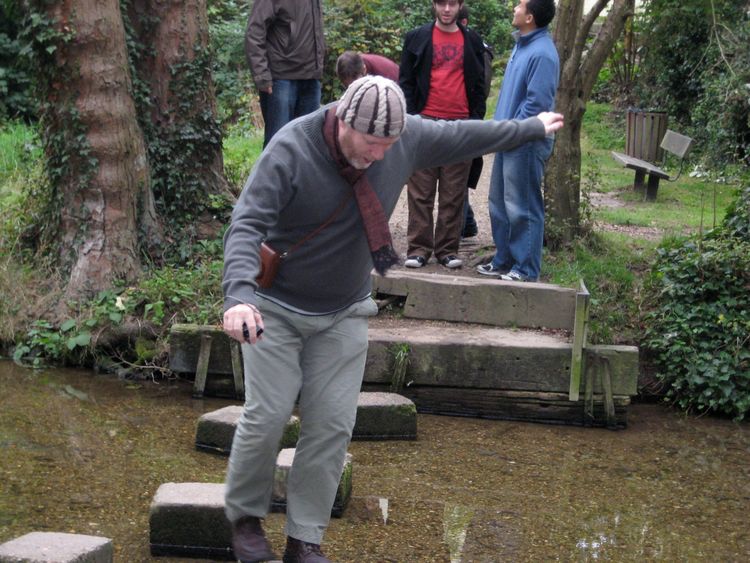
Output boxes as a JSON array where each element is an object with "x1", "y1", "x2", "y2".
[{"x1": 612, "y1": 129, "x2": 693, "y2": 201}]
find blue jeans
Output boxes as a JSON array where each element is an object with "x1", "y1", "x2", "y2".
[
  {"x1": 259, "y1": 79, "x2": 321, "y2": 147},
  {"x1": 487, "y1": 140, "x2": 552, "y2": 281}
]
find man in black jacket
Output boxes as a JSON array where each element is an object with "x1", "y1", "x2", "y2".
[
  {"x1": 245, "y1": 0, "x2": 325, "y2": 147},
  {"x1": 399, "y1": 0, "x2": 486, "y2": 269}
]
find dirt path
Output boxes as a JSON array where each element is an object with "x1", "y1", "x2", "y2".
[{"x1": 388, "y1": 154, "x2": 497, "y2": 277}]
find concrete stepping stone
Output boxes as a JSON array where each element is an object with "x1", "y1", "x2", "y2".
[
  {"x1": 195, "y1": 409, "x2": 300, "y2": 454},
  {"x1": 365, "y1": 323, "x2": 638, "y2": 427},
  {"x1": 149, "y1": 450, "x2": 352, "y2": 559},
  {"x1": 195, "y1": 392, "x2": 417, "y2": 455},
  {"x1": 0, "y1": 532, "x2": 112, "y2": 563},
  {"x1": 373, "y1": 269, "x2": 578, "y2": 330}
]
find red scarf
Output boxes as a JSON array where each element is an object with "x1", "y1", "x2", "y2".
[{"x1": 323, "y1": 106, "x2": 399, "y2": 275}]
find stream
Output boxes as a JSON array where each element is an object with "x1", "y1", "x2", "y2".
[{"x1": 1, "y1": 360, "x2": 748, "y2": 562}]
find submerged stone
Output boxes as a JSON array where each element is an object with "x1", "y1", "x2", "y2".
[
  {"x1": 149, "y1": 450, "x2": 352, "y2": 558},
  {"x1": 194, "y1": 392, "x2": 417, "y2": 455}
]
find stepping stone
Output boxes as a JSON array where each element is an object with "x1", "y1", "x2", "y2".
[
  {"x1": 195, "y1": 409, "x2": 299, "y2": 455},
  {"x1": 373, "y1": 270, "x2": 578, "y2": 330},
  {"x1": 195, "y1": 393, "x2": 417, "y2": 454},
  {"x1": 354, "y1": 392, "x2": 417, "y2": 440},
  {"x1": 149, "y1": 450, "x2": 352, "y2": 558},
  {"x1": 0, "y1": 532, "x2": 113, "y2": 563},
  {"x1": 273, "y1": 449, "x2": 352, "y2": 516}
]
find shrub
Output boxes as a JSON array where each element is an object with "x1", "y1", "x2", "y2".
[{"x1": 644, "y1": 186, "x2": 750, "y2": 420}]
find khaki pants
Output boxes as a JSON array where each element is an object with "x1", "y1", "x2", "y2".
[
  {"x1": 406, "y1": 159, "x2": 472, "y2": 260},
  {"x1": 224, "y1": 296, "x2": 377, "y2": 544}
]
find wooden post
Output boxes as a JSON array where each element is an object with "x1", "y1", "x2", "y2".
[
  {"x1": 645, "y1": 174, "x2": 660, "y2": 201},
  {"x1": 584, "y1": 356, "x2": 595, "y2": 425},
  {"x1": 230, "y1": 340, "x2": 245, "y2": 399},
  {"x1": 600, "y1": 357, "x2": 617, "y2": 428},
  {"x1": 569, "y1": 280, "x2": 590, "y2": 401},
  {"x1": 633, "y1": 169, "x2": 646, "y2": 192},
  {"x1": 193, "y1": 333, "x2": 213, "y2": 398}
]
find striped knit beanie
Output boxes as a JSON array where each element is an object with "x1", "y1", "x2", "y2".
[{"x1": 336, "y1": 75, "x2": 407, "y2": 138}]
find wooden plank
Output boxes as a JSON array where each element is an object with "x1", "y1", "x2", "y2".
[
  {"x1": 361, "y1": 384, "x2": 629, "y2": 428},
  {"x1": 600, "y1": 357, "x2": 617, "y2": 428},
  {"x1": 569, "y1": 280, "x2": 590, "y2": 401},
  {"x1": 192, "y1": 333, "x2": 213, "y2": 398},
  {"x1": 611, "y1": 151, "x2": 669, "y2": 178}
]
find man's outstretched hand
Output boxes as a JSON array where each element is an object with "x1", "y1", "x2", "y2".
[{"x1": 537, "y1": 112, "x2": 564, "y2": 135}]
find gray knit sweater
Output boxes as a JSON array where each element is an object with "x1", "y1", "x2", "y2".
[{"x1": 223, "y1": 106, "x2": 546, "y2": 314}]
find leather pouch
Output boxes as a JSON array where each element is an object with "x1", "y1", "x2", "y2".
[{"x1": 256, "y1": 241, "x2": 282, "y2": 289}]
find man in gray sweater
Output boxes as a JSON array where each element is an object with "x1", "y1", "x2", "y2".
[{"x1": 222, "y1": 76, "x2": 562, "y2": 563}]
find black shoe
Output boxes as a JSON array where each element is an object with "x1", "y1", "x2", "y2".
[
  {"x1": 232, "y1": 516, "x2": 278, "y2": 563},
  {"x1": 282, "y1": 536, "x2": 331, "y2": 563}
]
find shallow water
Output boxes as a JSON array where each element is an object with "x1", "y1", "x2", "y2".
[{"x1": 1, "y1": 360, "x2": 748, "y2": 562}]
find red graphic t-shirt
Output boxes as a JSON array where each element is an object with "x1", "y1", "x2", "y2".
[{"x1": 421, "y1": 26, "x2": 469, "y2": 119}]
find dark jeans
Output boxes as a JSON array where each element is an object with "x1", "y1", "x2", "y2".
[{"x1": 259, "y1": 79, "x2": 321, "y2": 147}]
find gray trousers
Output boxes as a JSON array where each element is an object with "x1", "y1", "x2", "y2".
[{"x1": 224, "y1": 296, "x2": 377, "y2": 544}]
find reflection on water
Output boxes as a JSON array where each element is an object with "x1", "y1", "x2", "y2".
[{"x1": 1, "y1": 360, "x2": 749, "y2": 562}]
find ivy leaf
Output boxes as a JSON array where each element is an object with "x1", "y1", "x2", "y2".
[{"x1": 66, "y1": 332, "x2": 91, "y2": 350}]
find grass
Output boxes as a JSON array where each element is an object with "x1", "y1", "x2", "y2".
[{"x1": 0, "y1": 121, "x2": 41, "y2": 206}]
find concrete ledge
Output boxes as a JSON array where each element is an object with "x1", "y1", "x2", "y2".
[
  {"x1": 196, "y1": 410, "x2": 300, "y2": 455},
  {"x1": 149, "y1": 452, "x2": 352, "y2": 558},
  {"x1": 195, "y1": 393, "x2": 417, "y2": 454},
  {"x1": 169, "y1": 324, "x2": 234, "y2": 376},
  {"x1": 0, "y1": 532, "x2": 112, "y2": 563},
  {"x1": 366, "y1": 327, "x2": 639, "y2": 396},
  {"x1": 372, "y1": 270, "x2": 577, "y2": 330}
]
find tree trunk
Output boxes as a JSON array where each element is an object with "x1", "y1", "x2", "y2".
[
  {"x1": 126, "y1": 0, "x2": 231, "y2": 233},
  {"x1": 545, "y1": 0, "x2": 634, "y2": 246},
  {"x1": 33, "y1": 0, "x2": 154, "y2": 302}
]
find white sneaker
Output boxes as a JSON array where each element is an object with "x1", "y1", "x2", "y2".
[
  {"x1": 404, "y1": 255, "x2": 426, "y2": 268},
  {"x1": 438, "y1": 255, "x2": 462, "y2": 269}
]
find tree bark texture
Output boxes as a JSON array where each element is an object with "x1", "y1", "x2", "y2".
[
  {"x1": 545, "y1": 0, "x2": 634, "y2": 245},
  {"x1": 126, "y1": 0, "x2": 230, "y2": 220},
  {"x1": 38, "y1": 0, "x2": 152, "y2": 300}
]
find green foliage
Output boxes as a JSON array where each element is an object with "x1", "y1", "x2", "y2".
[
  {"x1": 643, "y1": 186, "x2": 750, "y2": 420},
  {"x1": 222, "y1": 128, "x2": 264, "y2": 191},
  {"x1": 0, "y1": 0, "x2": 34, "y2": 119},
  {"x1": 636, "y1": 0, "x2": 749, "y2": 166}
]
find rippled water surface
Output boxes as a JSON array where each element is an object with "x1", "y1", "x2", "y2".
[{"x1": 1, "y1": 360, "x2": 749, "y2": 562}]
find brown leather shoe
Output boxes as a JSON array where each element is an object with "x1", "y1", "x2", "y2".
[
  {"x1": 231, "y1": 515, "x2": 278, "y2": 563},
  {"x1": 282, "y1": 536, "x2": 332, "y2": 563}
]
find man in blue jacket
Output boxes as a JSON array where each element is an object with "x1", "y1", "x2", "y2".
[{"x1": 476, "y1": 0, "x2": 559, "y2": 282}]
